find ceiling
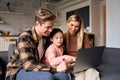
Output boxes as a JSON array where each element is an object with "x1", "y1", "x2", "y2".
[
  {"x1": 0, "y1": 0, "x2": 68, "y2": 11},
  {"x1": 46, "y1": 0, "x2": 64, "y2": 3}
]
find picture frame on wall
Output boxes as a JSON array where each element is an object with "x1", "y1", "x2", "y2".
[{"x1": 66, "y1": 6, "x2": 89, "y2": 28}]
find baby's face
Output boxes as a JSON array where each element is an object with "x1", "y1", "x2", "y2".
[{"x1": 51, "y1": 32, "x2": 64, "y2": 47}]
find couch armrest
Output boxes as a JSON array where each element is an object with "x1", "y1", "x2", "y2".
[{"x1": 8, "y1": 44, "x2": 16, "y2": 62}]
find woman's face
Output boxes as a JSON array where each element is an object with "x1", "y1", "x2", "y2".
[{"x1": 68, "y1": 21, "x2": 80, "y2": 36}]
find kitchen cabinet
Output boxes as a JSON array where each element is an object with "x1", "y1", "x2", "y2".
[{"x1": 0, "y1": 36, "x2": 18, "y2": 51}]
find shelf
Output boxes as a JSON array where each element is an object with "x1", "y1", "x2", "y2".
[{"x1": 0, "y1": 11, "x2": 24, "y2": 15}]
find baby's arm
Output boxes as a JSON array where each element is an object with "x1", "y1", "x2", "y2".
[{"x1": 45, "y1": 46, "x2": 64, "y2": 66}]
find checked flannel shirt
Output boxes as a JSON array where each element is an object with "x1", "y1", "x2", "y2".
[{"x1": 5, "y1": 26, "x2": 52, "y2": 80}]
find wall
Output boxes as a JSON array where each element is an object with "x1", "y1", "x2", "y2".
[
  {"x1": 90, "y1": 0, "x2": 101, "y2": 46},
  {"x1": 58, "y1": 0, "x2": 89, "y2": 32},
  {"x1": 100, "y1": 0, "x2": 106, "y2": 46},
  {"x1": 58, "y1": 0, "x2": 104, "y2": 46},
  {"x1": 0, "y1": 0, "x2": 106, "y2": 46},
  {"x1": 0, "y1": 0, "x2": 41, "y2": 35},
  {"x1": 106, "y1": 0, "x2": 120, "y2": 48},
  {"x1": 0, "y1": 13, "x2": 34, "y2": 35}
]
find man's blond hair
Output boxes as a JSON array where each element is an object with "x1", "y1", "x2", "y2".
[{"x1": 35, "y1": 8, "x2": 56, "y2": 23}]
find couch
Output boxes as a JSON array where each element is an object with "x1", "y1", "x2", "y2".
[
  {"x1": 78, "y1": 46, "x2": 120, "y2": 80},
  {"x1": 97, "y1": 47, "x2": 120, "y2": 80},
  {"x1": 0, "y1": 45, "x2": 120, "y2": 80},
  {"x1": 0, "y1": 44, "x2": 15, "y2": 80},
  {"x1": 0, "y1": 51, "x2": 8, "y2": 80},
  {"x1": 76, "y1": 46, "x2": 120, "y2": 80}
]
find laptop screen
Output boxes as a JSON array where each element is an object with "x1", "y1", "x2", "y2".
[{"x1": 73, "y1": 46, "x2": 104, "y2": 73}]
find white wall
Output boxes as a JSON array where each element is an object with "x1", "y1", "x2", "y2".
[
  {"x1": 58, "y1": 0, "x2": 104, "y2": 46},
  {"x1": 0, "y1": 13, "x2": 34, "y2": 35},
  {"x1": 0, "y1": 0, "x2": 107, "y2": 47},
  {"x1": 58, "y1": 0, "x2": 89, "y2": 32},
  {"x1": 0, "y1": 0, "x2": 60, "y2": 35},
  {"x1": 106, "y1": 0, "x2": 120, "y2": 48},
  {"x1": 0, "y1": 0, "x2": 42, "y2": 35}
]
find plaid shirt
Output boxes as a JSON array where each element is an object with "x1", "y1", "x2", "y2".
[{"x1": 5, "y1": 26, "x2": 52, "y2": 80}]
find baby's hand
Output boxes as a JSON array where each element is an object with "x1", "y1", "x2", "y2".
[
  {"x1": 62, "y1": 55, "x2": 76, "y2": 63},
  {"x1": 70, "y1": 56, "x2": 76, "y2": 62}
]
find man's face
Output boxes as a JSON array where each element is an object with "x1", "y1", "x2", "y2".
[{"x1": 37, "y1": 20, "x2": 54, "y2": 37}]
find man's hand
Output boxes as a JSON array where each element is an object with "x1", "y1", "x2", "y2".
[{"x1": 56, "y1": 61, "x2": 68, "y2": 72}]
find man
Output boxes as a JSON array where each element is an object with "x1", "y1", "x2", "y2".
[{"x1": 6, "y1": 8, "x2": 70, "y2": 80}]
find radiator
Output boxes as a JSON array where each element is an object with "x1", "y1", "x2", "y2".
[{"x1": 0, "y1": 37, "x2": 18, "y2": 51}]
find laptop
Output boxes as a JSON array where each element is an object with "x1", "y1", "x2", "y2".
[{"x1": 73, "y1": 46, "x2": 104, "y2": 73}]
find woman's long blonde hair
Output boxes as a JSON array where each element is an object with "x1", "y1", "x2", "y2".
[{"x1": 65, "y1": 15, "x2": 84, "y2": 50}]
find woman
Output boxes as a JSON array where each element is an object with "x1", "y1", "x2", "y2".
[{"x1": 64, "y1": 15, "x2": 100, "y2": 80}]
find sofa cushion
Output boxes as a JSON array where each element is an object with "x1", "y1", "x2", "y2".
[
  {"x1": 98, "y1": 64, "x2": 120, "y2": 80},
  {"x1": 0, "y1": 57, "x2": 6, "y2": 80},
  {"x1": 101, "y1": 47, "x2": 120, "y2": 65},
  {"x1": 97, "y1": 64, "x2": 120, "y2": 73},
  {"x1": 98, "y1": 47, "x2": 120, "y2": 80},
  {"x1": 8, "y1": 44, "x2": 16, "y2": 62},
  {"x1": 97, "y1": 64, "x2": 120, "y2": 80},
  {"x1": 100, "y1": 71, "x2": 120, "y2": 80},
  {"x1": 0, "y1": 51, "x2": 8, "y2": 64}
]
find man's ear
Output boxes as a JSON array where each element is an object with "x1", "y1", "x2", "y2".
[
  {"x1": 35, "y1": 21, "x2": 41, "y2": 26},
  {"x1": 50, "y1": 38, "x2": 53, "y2": 42}
]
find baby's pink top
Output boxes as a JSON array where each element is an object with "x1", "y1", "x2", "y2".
[{"x1": 44, "y1": 44, "x2": 64, "y2": 66}]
